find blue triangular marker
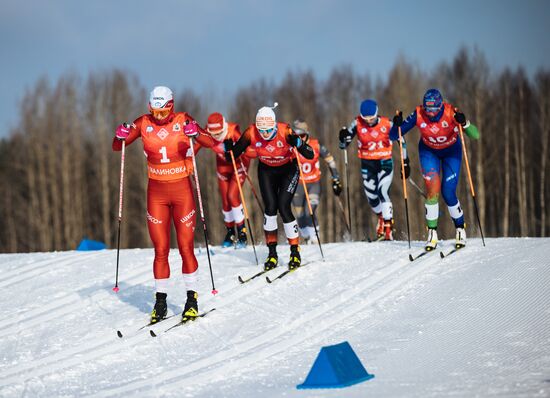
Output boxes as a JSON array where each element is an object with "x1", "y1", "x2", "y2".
[
  {"x1": 76, "y1": 239, "x2": 106, "y2": 251},
  {"x1": 297, "y1": 341, "x2": 374, "y2": 389}
]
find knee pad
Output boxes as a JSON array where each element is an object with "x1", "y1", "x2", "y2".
[
  {"x1": 447, "y1": 201, "x2": 464, "y2": 226},
  {"x1": 223, "y1": 209, "x2": 233, "y2": 224},
  {"x1": 425, "y1": 202, "x2": 439, "y2": 227},
  {"x1": 283, "y1": 220, "x2": 299, "y2": 239},
  {"x1": 231, "y1": 204, "x2": 244, "y2": 225},
  {"x1": 154, "y1": 278, "x2": 170, "y2": 294},
  {"x1": 264, "y1": 214, "x2": 278, "y2": 231},
  {"x1": 381, "y1": 201, "x2": 393, "y2": 220},
  {"x1": 182, "y1": 269, "x2": 199, "y2": 292}
]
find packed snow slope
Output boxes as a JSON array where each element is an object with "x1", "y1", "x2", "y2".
[{"x1": 0, "y1": 238, "x2": 549, "y2": 397}]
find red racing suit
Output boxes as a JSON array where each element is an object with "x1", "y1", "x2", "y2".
[
  {"x1": 196, "y1": 122, "x2": 255, "y2": 228},
  {"x1": 112, "y1": 112, "x2": 214, "y2": 280}
]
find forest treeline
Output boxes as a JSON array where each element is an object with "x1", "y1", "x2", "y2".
[{"x1": 1, "y1": 47, "x2": 549, "y2": 253}]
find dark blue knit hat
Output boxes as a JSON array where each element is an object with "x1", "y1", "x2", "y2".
[{"x1": 360, "y1": 99, "x2": 378, "y2": 118}]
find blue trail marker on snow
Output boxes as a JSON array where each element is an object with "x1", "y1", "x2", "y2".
[
  {"x1": 296, "y1": 341, "x2": 374, "y2": 389},
  {"x1": 76, "y1": 239, "x2": 106, "y2": 251}
]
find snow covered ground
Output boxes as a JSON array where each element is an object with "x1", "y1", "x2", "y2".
[{"x1": 0, "y1": 238, "x2": 549, "y2": 397}]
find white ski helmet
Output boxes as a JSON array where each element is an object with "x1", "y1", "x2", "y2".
[
  {"x1": 148, "y1": 86, "x2": 174, "y2": 120},
  {"x1": 256, "y1": 102, "x2": 278, "y2": 140}
]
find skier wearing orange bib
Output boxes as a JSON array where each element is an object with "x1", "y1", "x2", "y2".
[
  {"x1": 224, "y1": 104, "x2": 314, "y2": 271},
  {"x1": 112, "y1": 86, "x2": 214, "y2": 324},
  {"x1": 291, "y1": 119, "x2": 341, "y2": 244},
  {"x1": 198, "y1": 112, "x2": 255, "y2": 248},
  {"x1": 339, "y1": 99, "x2": 409, "y2": 240}
]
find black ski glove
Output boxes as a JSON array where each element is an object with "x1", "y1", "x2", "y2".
[
  {"x1": 332, "y1": 178, "x2": 343, "y2": 196},
  {"x1": 401, "y1": 158, "x2": 410, "y2": 180},
  {"x1": 339, "y1": 127, "x2": 352, "y2": 149},
  {"x1": 224, "y1": 139, "x2": 234, "y2": 162},
  {"x1": 287, "y1": 134, "x2": 302, "y2": 148},
  {"x1": 454, "y1": 111, "x2": 467, "y2": 126},
  {"x1": 393, "y1": 111, "x2": 403, "y2": 127}
]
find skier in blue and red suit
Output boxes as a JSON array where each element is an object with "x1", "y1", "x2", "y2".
[{"x1": 389, "y1": 88, "x2": 480, "y2": 250}]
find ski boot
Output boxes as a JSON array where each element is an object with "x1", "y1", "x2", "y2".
[
  {"x1": 376, "y1": 213, "x2": 385, "y2": 239},
  {"x1": 383, "y1": 219, "x2": 394, "y2": 241},
  {"x1": 221, "y1": 226, "x2": 235, "y2": 248},
  {"x1": 425, "y1": 228, "x2": 438, "y2": 251},
  {"x1": 288, "y1": 245, "x2": 301, "y2": 270},
  {"x1": 150, "y1": 292, "x2": 167, "y2": 324},
  {"x1": 236, "y1": 223, "x2": 248, "y2": 249},
  {"x1": 455, "y1": 226, "x2": 466, "y2": 249},
  {"x1": 181, "y1": 290, "x2": 199, "y2": 323},
  {"x1": 264, "y1": 243, "x2": 278, "y2": 271}
]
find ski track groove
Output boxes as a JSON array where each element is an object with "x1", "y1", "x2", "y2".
[
  {"x1": 0, "y1": 265, "x2": 151, "y2": 339},
  {"x1": 1, "y1": 240, "x2": 523, "y2": 396},
  {"x1": 0, "y1": 250, "x2": 290, "y2": 383},
  {"x1": 0, "y1": 252, "x2": 89, "y2": 287},
  {"x1": 0, "y1": 252, "x2": 82, "y2": 276},
  {"x1": 95, "y1": 247, "x2": 444, "y2": 396}
]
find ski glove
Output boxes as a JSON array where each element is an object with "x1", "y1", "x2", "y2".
[
  {"x1": 184, "y1": 121, "x2": 199, "y2": 137},
  {"x1": 401, "y1": 158, "x2": 410, "y2": 180},
  {"x1": 454, "y1": 111, "x2": 467, "y2": 127},
  {"x1": 287, "y1": 134, "x2": 303, "y2": 148},
  {"x1": 393, "y1": 112, "x2": 403, "y2": 127},
  {"x1": 332, "y1": 178, "x2": 343, "y2": 196},
  {"x1": 339, "y1": 127, "x2": 352, "y2": 149},
  {"x1": 115, "y1": 123, "x2": 130, "y2": 140},
  {"x1": 223, "y1": 139, "x2": 234, "y2": 162}
]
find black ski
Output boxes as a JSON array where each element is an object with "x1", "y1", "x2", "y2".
[
  {"x1": 117, "y1": 314, "x2": 177, "y2": 338},
  {"x1": 150, "y1": 308, "x2": 216, "y2": 337},
  {"x1": 440, "y1": 245, "x2": 465, "y2": 259},
  {"x1": 265, "y1": 262, "x2": 310, "y2": 283},
  {"x1": 266, "y1": 269, "x2": 293, "y2": 283},
  {"x1": 408, "y1": 249, "x2": 435, "y2": 262},
  {"x1": 238, "y1": 268, "x2": 276, "y2": 284}
]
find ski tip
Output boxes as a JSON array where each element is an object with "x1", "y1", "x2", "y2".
[
  {"x1": 266, "y1": 276, "x2": 273, "y2": 284},
  {"x1": 150, "y1": 330, "x2": 157, "y2": 337},
  {"x1": 439, "y1": 251, "x2": 445, "y2": 259},
  {"x1": 408, "y1": 254, "x2": 414, "y2": 262},
  {"x1": 202, "y1": 308, "x2": 216, "y2": 317},
  {"x1": 238, "y1": 276, "x2": 245, "y2": 284},
  {"x1": 117, "y1": 330, "x2": 123, "y2": 338}
]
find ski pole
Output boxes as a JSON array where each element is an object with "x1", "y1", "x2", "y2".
[
  {"x1": 335, "y1": 195, "x2": 351, "y2": 234},
  {"x1": 113, "y1": 137, "x2": 126, "y2": 293},
  {"x1": 240, "y1": 160, "x2": 264, "y2": 213},
  {"x1": 396, "y1": 112, "x2": 411, "y2": 249},
  {"x1": 189, "y1": 137, "x2": 218, "y2": 295},
  {"x1": 408, "y1": 177, "x2": 427, "y2": 198},
  {"x1": 457, "y1": 122, "x2": 486, "y2": 247},
  {"x1": 294, "y1": 148, "x2": 324, "y2": 261},
  {"x1": 230, "y1": 151, "x2": 259, "y2": 265},
  {"x1": 343, "y1": 147, "x2": 353, "y2": 239}
]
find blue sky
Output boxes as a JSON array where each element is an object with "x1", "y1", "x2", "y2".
[{"x1": 1, "y1": 0, "x2": 549, "y2": 137}]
